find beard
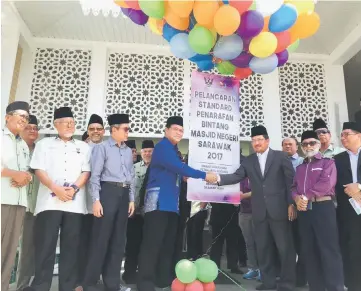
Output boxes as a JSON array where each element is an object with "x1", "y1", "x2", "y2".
[{"x1": 302, "y1": 147, "x2": 320, "y2": 158}]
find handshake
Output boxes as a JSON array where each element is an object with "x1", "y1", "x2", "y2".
[{"x1": 205, "y1": 172, "x2": 218, "y2": 184}]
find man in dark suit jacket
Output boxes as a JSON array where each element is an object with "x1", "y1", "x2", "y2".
[
  {"x1": 334, "y1": 122, "x2": 361, "y2": 291},
  {"x1": 217, "y1": 125, "x2": 296, "y2": 291}
]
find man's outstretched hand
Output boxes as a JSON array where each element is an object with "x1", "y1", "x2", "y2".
[{"x1": 205, "y1": 172, "x2": 218, "y2": 184}]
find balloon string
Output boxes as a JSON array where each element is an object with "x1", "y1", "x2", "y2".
[{"x1": 218, "y1": 269, "x2": 248, "y2": 291}]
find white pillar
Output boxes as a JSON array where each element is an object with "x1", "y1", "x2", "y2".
[
  {"x1": 15, "y1": 42, "x2": 35, "y2": 104},
  {"x1": 262, "y1": 70, "x2": 283, "y2": 150},
  {"x1": 1, "y1": 25, "x2": 20, "y2": 122},
  {"x1": 86, "y1": 44, "x2": 108, "y2": 122},
  {"x1": 324, "y1": 64, "x2": 348, "y2": 146},
  {"x1": 183, "y1": 60, "x2": 191, "y2": 139}
]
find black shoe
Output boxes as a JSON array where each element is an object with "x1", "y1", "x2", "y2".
[
  {"x1": 255, "y1": 283, "x2": 277, "y2": 290},
  {"x1": 230, "y1": 267, "x2": 244, "y2": 274}
]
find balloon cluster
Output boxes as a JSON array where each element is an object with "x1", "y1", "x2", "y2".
[
  {"x1": 115, "y1": 0, "x2": 320, "y2": 78},
  {"x1": 172, "y1": 258, "x2": 218, "y2": 291}
]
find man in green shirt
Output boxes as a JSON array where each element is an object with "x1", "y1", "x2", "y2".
[
  {"x1": 1, "y1": 101, "x2": 32, "y2": 291},
  {"x1": 312, "y1": 118, "x2": 345, "y2": 158},
  {"x1": 123, "y1": 140, "x2": 154, "y2": 284},
  {"x1": 16, "y1": 115, "x2": 40, "y2": 291}
]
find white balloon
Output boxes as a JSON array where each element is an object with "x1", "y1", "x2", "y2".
[{"x1": 256, "y1": 0, "x2": 283, "y2": 17}]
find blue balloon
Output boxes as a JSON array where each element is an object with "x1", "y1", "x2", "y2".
[
  {"x1": 213, "y1": 34, "x2": 243, "y2": 61},
  {"x1": 269, "y1": 4, "x2": 297, "y2": 33},
  {"x1": 170, "y1": 33, "x2": 197, "y2": 59},
  {"x1": 222, "y1": 0, "x2": 229, "y2": 3},
  {"x1": 163, "y1": 23, "x2": 184, "y2": 42},
  {"x1": 249, "y1": 54, "x2": 278, "y2": 74},
  {"x1": 188, "y1": 13, "x2": 197, "y2": 30},
  {"x1": 197, "y1": 59, "x2": 215, "y2": 71},
  {"x1": 189, "y1": 54, "x2": 212, "y2": 62}
]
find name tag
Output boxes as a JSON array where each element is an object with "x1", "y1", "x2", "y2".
[{"x1": 311, "y1": 168, "x2": 323, "y2": 171}]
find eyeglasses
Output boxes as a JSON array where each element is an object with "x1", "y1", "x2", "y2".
[
  {"x1": 25, "y1": 126, "x2": 39, "y2": 132},
  {"x1": 88, "y1": 127, "x2": 104, "y2": 132},
  {"x1": 251, "y1": 138, "x2": 265, "y2": 143},
  {"x1": 9, "y1": 111, "x2": 30, "y2": 122},
  {"x1": 56, "y1": 121, "x2": 77, "y2": 126},
  {"x1": 341, "y1": 132, "x2": 358, "y2": 138},
  {"x1": 301, "y1": 141, "x2": 318, "y2": 147},
  {"x1": 316, "y1": 129, "x2": 330, "y2": 135}
]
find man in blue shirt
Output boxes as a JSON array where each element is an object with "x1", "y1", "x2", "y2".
[
  {"x1": 82, "y1": 113, "x2": 135, "y2": 291},
  {"x1": 136, "y1": 116, "x2": 215, "y2": 291}
]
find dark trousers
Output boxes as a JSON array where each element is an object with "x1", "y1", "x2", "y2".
[
  {"x1": 292, "y1": 219, "x2": 307, "y2": 286},
  {"x1": 31, "y1": 210, "x2": 82, "y2": 291},
  {"x1": 137, "y1": 211, "x2": 178, "y2": 291},
  {"x1": 338, "y1": 210, "x2": 361, "y2": 291},
  {"x1": 210, "y1": 219, "x2": 239, "y2": 270},
  {"x1": 254, "y1": 218, "x2": 295, "y2": 291},
  {"x1": 236, "y1": 226, "x2": 247, "y2": 266},
  {"x1": 298, "y1": 201, "x2": 344, "y2": 291},
  {"x1": 123, "y1": 214, "x2": 144, "y2": 280},
  {"x1": 83, "y1": 184, "x2": 129, "y2": 291},
  {"x1": 77, "y1": 214, "x2": 93, "y2": 285},
  {"x1": 173, "y1": 213, "x2": 188, "y2": 267},
  {"x1": 187, "y1": 211, "x2": 207, "y2": 260}
]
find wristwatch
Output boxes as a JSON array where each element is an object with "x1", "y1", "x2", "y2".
[{"x1": 70, "y1": 184, "x2": 80, "y2": 194}]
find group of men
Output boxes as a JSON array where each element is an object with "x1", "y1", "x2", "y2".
[{"x1": 1, "y1": 100, "x2": 361, "y2": 291}]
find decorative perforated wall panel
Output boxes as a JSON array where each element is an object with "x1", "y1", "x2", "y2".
[
  {"x1": 279, "y1": 63, "x2": 328, "y2": 139},
  {"x1": 30, "y1": 48, "x2": 91, "y2": 131},
  {"x1": 105, "y1": 53, "x2": 184, "y2": 134},
  {"x1": 189, "y1": 63, "x2": 264, "y2": 137}
]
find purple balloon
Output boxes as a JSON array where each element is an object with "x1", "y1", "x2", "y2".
[
  {"x1": 121, "y1": 8, "x2": 148, "y2": 26},
  {"x1": 237, "y1": 11, "x2": 264, "y2": 39},
  {"x1": 276, "y1": 50, "x2": 289, "y2": 67},
  {"x1": 231, "y1": 52, "x2": 252, "y2": 68},
  {"x1": 242, "y1": 37, "x2": 252, "y2": 52}
]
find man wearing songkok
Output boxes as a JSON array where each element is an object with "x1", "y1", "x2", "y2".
[
  {"x1": 125, "y1": 140, "x2": 138, "y2": 163},
  {"x1": 16, "y1": 115, "x2": 40, "y2": 291},
  {"x1": 216, "y1": 125, "x2": 296, "y2": 291},
  {"x1": 123, "y1": 140, "x2": 154, "y2": 284},
  {"x1": 25, "y1": 107, "x2": 90, "y2": 291},
  {"x1": 137, "y1": 116, "x2": 216, "y2": 291},
  {"x1": 1, "y1": 101, "x2": 31, "y2": 291},
  {"x1": 281, "y1": 137, "x2": 306, "y2": 287},
  {"x1": 334, "y1": 122, "x2": 361, "y2": 291},
  {"x1": 292, "y1": 130, "x2": 344, "y2": 291},
  {"x1": 82, "y1": 114, "x2": 135, "y2": 291},
  {"x1": 76, "y1": 114, "x2": 105, "y2": 290},
  {"x1": 312, "y1": 118, "x2": 345, "y2": 158}
]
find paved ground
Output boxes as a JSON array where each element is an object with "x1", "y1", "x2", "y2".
[{"x1": 9, "y1": 265, "x2": 309, "y2": 291}]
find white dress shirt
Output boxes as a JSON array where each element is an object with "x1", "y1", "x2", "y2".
[
  {"x1": 257, "y1": 147, "x2": 270, "y2": 176},
  {"x1": 30, "y1": 137, "x2": 91, "y2": 215}
]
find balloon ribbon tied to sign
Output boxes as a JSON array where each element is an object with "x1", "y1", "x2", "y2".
[{"x1": 115, "y1": 0, "x2": 320, "y2": 75}]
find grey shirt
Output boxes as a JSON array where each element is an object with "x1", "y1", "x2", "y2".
[{"x1": 90, "y1": 137, "x2": 135, "y2": 202}]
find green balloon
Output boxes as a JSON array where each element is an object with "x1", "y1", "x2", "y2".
[
  {"x1": 189, "y1": 26, "x2": 215, "y2": 55},
  {"x1": 195, "y1": 258, "x2": 219, "y2": 283},
  {"x1": 287, "y1": 39, "x2": 300, "y2": 53},
  {"x1": 139, "y1": 0, "x2": 165, "y2": 19},
  {"x1": 249, "y1": 1, "x2": 256, "y2": 10},
  {"x1": 175, "y1": 260, "x2": 197, "y2": 284},
  {"x1": 216, "y1": 61, "x2": 236, "y2": 75}
]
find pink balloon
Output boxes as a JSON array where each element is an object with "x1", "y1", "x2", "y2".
[
  {"x1": 185, "y1": 280, "x2": 203, "y2": 291},
  {"x1": 202, "y1": 282, "x2": 215, "y2": 291},
  {"x1": 172, "y1": 279, "x2": 186, "y2": 291}
]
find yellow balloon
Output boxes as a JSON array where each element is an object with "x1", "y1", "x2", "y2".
[
  {"x1": 148, "y1": 18, "x2": 165, "y2": 35},
  {"x1": 249, "y1": 32, "x2": 278, "y2": 58},
  {"x1": 286, "y1": 0, "x2": 315, "y2": 14},
  {"x1": 114, "y1": 0, "x2": 128, "y2": 8}
]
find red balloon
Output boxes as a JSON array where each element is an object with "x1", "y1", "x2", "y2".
[
  {"x1": 185, "y1": 280, "x2": 203, "y2": 291},
  {"x1": 172, "y1": 279, "x2": 186, "y2": 291},
  {"x1": 235, "y1": 67, "x2": 252, "y2": 80},
  {"x1": 274, "y1": 31, "x2": 291, "y2": 53},
  {"x1": 229, "y1": 0, "x2": 253, "y2": 14},
  {"x1": 124, "y1": 0, "x2": 140, "y2": 10},
  {"x1": 202, "y1": 282, "x2": 216, "y2": 291}
]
